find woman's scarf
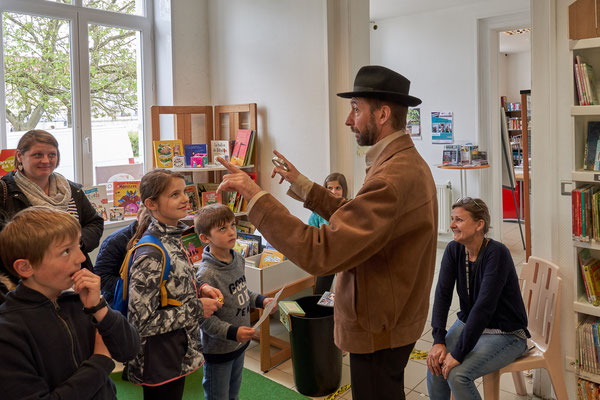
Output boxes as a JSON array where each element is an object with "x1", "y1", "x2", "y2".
[{"x1": 14, "y1": 171, "x2": 72, "y2": 212}]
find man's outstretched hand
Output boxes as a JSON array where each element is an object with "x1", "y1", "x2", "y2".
[{"x1": 216, "y1": 157, "x2": 263, "y2": 201}]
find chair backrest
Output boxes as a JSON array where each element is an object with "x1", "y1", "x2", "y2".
[{"x1": 519, "y1": 256, "x2": 562, "y2": 353}]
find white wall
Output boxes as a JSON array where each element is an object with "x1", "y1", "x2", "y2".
[
  {"x1": 205, "y1": 0, "x2": 331, "y2": 221},
  {"x1": 505, "y1": 52, "x2": 531, "y2": 102},
  {"x1": 370, "y1": 1, "x2": 529, "y2": 204}
]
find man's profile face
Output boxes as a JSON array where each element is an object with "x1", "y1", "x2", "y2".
[{"x1": 345, "y1": 98, "x2": 379, "y2": 146}]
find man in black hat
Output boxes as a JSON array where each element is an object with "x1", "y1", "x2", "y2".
[{"x1": 217, "y1": 65, "x2": 437, "y2": 399}]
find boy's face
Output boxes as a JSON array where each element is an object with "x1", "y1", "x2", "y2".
[
  {"x1": 205, "y1": 220, "x2": 237, "y2": 252},
  {"x1": 21, "y1": 236, "x2": 86, "y2": 300}
]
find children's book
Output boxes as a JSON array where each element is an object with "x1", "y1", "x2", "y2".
[
  {"x1": 236, "y1": 232, "x2": 262, "y2": 255},
  {"x1": 197, "y1": 182, "x2": 220, "y2": 194},
  {"x1": 258, "y1": 249, "x2": 285, "y2": 268},
  {"x1": 113, "y1": 181, "x2": 141, "y2": 216},
  {"x1": 234, "y1": 239, "x2": 252, "y2": 257},
  {"x1": 317, "y1": 291, "x2": 335, "y2": 307},
  {"x1": 201, "y1": 191, "x2": 222, "y2": 207},
  {"x1": 185, "y1": 184, "x2": 201, "y2": 214},
  {"x1": 279, "y1": 300, "x2": 305, "y2": 332},
  {"x1": 231, "y1": 129, "x2": 253, "y2": 166},
  {"x1": 83, "y1": 185, "x2": 109, "y2": 221},
  {"x1": 211, "y1": 140, "x2": 230, "y2": 165},
  {"x1": 236, "y1": 220, "x2": 256, "y2": 234},
  {"x1": 153, "y1": 140, "x2": 184, "y2": 168},
  {"x1": 0, "y1": 149, "x2": 16, "y2": 177},
  {"x1": 181, "y1": 231, "x2": 203, "y2": 263},
  {"x1": 184, "y1": 144, "x2": 208, "y2": 167}
]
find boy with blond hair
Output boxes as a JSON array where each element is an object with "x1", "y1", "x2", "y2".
[
  {"x1": 194, "y1": 204, "x2": 276, "y2": 400},
  {"x1": 0, "y1": 206, "x2": 140, "y2": 400}
]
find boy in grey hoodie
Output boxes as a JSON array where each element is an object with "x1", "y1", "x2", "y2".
[{"x1": 195, "y1": 204, "x2": 277, "y2": 400}]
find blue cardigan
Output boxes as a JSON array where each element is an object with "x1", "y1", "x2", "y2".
[{"x1": 431, "y1": 239, "x2": 529, "y2": 362}]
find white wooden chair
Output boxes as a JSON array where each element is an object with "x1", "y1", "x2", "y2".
[{"x1": 482, "y1": 256, "x2": 568, "y2": 400}]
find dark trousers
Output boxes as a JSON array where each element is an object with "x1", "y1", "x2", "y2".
[
  {"x1": 349, "y1": 342, "x2": 415, "y2": 400},
  {"x1": 142, "y1": 376, "x2": 186, "y2": 400}
]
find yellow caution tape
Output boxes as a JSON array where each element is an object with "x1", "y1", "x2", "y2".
[
  {"x1": 324, "y1": 349, "x2": 428, "y2": 399},
  {"x1": 324, "y1": 384, "x2": 351, "y2": 400},
  {"x1": 410, "y1": 349, "x2": 428, "y2": 360}
]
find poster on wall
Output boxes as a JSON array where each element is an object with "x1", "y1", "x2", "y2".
[
  {"x1": 431, "y1": 111, "x2": 454, "y2": 144},
  {"x1": 407, "y1": 108, "x2": 421, "y2": 140}
]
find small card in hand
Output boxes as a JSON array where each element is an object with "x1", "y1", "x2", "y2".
[{"x1": 317, "y1": 291, "x2": 334, "y2": 307}]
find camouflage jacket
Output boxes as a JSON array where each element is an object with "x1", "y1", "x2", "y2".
[{"x1": 126, "y1": 219, "x2": 205, "y2": 385}]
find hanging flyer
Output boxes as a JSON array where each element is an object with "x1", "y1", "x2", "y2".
[
  {"x1": 431, "y1": 111, "x2": 454, "y2": 144},
  {"x1": 407, "y1": 108, "x2": 421, "y2": 140}
]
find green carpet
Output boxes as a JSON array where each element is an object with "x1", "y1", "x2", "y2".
[{"x1": 111, "y1": 368, "x2": 308, "y2": 399}]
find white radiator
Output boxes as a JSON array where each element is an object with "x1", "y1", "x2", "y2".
[{"x1": 436, "y1": 183, "x2": 452, "y2": 234}]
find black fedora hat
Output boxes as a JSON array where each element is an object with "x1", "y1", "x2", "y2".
[{"x1": 337, "y1": 65, "x2": 421, "y2": 107}]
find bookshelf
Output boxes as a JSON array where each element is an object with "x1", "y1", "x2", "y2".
[
  {"x1": 150, "y1": 104, "x2": 258, "y2": 218},
  {"x1": 570, "y1": 37, "x2": 600, "y2": 384}
]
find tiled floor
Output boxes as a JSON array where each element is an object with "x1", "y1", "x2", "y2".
[{"x1": 243, "y1": 222, "x2": 543, "y2": 399}]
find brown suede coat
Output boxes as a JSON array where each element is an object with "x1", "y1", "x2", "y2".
[{"x1": 249, "y1": 135, "x2": 438, "y2": 353}]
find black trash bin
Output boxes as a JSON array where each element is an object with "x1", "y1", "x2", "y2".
[{"x1": 289, "y1": 295, "x2": 342, "y2": 397}]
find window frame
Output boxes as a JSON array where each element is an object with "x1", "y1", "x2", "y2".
[{"x1": 0, "y1": 0, "x2": 154, "y2": 186}]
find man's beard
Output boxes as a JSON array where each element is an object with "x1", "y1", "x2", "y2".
[{"x1": 352, "y1": 114, "x2": 378, "y2": 146}]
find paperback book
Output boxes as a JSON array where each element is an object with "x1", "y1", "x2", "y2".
[
  {"x1": 153, "y1": 140, "x2": 184, "y2": 168},
  {"x1": 211, "y1": 140, "x2": 230, "y2": 165},
  {"x1": 185, "y1": 184, "x2": 201, "y2": 214},
  {"x1": 184, "y1": 144, "x2": 208, "y2": 166},
  {"x1": 83, "y1": 185, "x2": 109, "y2": 221},
  {"x1": 113, "y1": 180, "x2": 141, "y2": 216},
  {"x1": 181, "y1": 231, "x2": 203, "y2": 263},
  {"x1": 0, "y1": 149, "x2": 16, "y2": 177},
  {"x1": 231, "y1": 129, "x2": 254, "y2": 166}
]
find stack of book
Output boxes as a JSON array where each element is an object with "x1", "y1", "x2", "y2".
[
  {"x1": 577, "y1": 315, "x2": 600, "y2": 375},
  {"x1": 578, "y1": 377, "x2": 600, "y2": 400},
  {"x1": 575, "y1": 56, "x2": 599, "y2": 106},
  {"x1": 230, "y1": 129, "x2": 256, "y2": 166},
  {"x1": 579, "y1": 248, "x2": 600, "y2": 306},
  {"x1": 572, "y1": 185, "x2": 600, "y2": 241}
]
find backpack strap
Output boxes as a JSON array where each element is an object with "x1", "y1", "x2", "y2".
[{"x1": 134, "y1": 234, "x2": 182, "y2": 308}]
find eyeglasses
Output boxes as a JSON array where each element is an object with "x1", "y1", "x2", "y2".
[{"x1": 455, "y1": 196, "x2": 485, "y2": 211}]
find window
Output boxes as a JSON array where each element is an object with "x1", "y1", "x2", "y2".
[{"x1": 0, "y1": 0, "x2": 153, "y2": 187}]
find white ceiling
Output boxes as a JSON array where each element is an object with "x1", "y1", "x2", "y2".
[{"x1": 370, "y1": 0, "x2": 488, "y2": 21}]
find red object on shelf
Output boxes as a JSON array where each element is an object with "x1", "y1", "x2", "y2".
[{"x1": 502, "y1": 183, "x2": 521, "y2": 220}]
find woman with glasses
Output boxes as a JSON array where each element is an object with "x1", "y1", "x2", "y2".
[{"x1": 426, "y1": 197, "x2": 529, "y2": 400}]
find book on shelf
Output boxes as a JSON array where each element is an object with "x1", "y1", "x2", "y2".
[
  {"x1": 575, "y1": 56, "x2": 600, "y2": 106},
  {"x1": 197, "y1": 182, "x2": 220, "y2": 194},
  {"x1": 572, "y1": 185, "x2": 600, "y2": 241},
  {"x1": 113, "y1": 181, "x2": 141, "y2": 216},
  {"x1": 236, "y1": 232, "x2": 262, "y2": 255},
  {"x1": 184, "y1": 184, "x2": 201, "y2": 214},
  {"x1": 211, "y1": 140, "x2": 230, "y2": 165},
  {"x1": 0, "y1": 149, "x2": 16, "y2": 177},
  {"x1": 181, "y1": 231, "x2": 203, "y2": 263},
  {"x1": 257, "y1": 248, "x2": 285, "y2": 268},
  {"x1": 231, "y1": 129, "x2": 254, "y2": 166},
  {"x1": 153, "y1": 140, "x2": 184, "y2": 168},
  {"x1": 184, "y1": 144, "x2": 208, "y2": 167},
  {"x1": 83, "y1": 185, "x2": 109, "y2": 221},
  {"x1": 585, "y1": 122, "x2": 600, "y2": 171},
  {"x1": 201, "y1": 191, "x2": 221, "y2": 207},
  {"x1": 578, "y1": 316, "x2": 600, "y2": 375},
  {"x1": 578, "y1": 377, "x2": 600, "y2": 399},
  {"x1": 234, "y1": 239, "x2": 254, "y2": 257},
  {"x1": 236, "y1": 220, "x2": 255, "y2": 234}
]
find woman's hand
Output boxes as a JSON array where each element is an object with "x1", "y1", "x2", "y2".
[
  {"x1": 270, "y1": 150, "x2": 300, "y2": 185},
  {"x1": 426, "y1": 343, "x2": 447, "y2": 376},
  {"x1": 442, "y1": 353, "x2": 460, "y2": 379}
]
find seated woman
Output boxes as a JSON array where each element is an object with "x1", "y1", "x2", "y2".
[
  {"x1": 0, "y1": 130, "x2": 104, "y2": 285},
  {"x1": 426, "y1": 197, "x2": 529, "y2": 400},
  {"x1": 307, "y1": 172, "x2": 348, "y2": 294}
]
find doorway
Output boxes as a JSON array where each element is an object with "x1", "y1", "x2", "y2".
[{"x1": 498, "y1": 28, "x2": 531, "y2": 267}]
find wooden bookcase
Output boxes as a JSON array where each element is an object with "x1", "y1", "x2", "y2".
[{"x1": 570, "y1": 37, "x2": 600, "y2": 386}]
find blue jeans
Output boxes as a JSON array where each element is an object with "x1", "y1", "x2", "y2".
[
  {"x1": 202, "y1": 351, "x2": 245, "y2": 400},
  {"x1": 427, "y1": 319, "x2": 527, "y2": 400}
]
